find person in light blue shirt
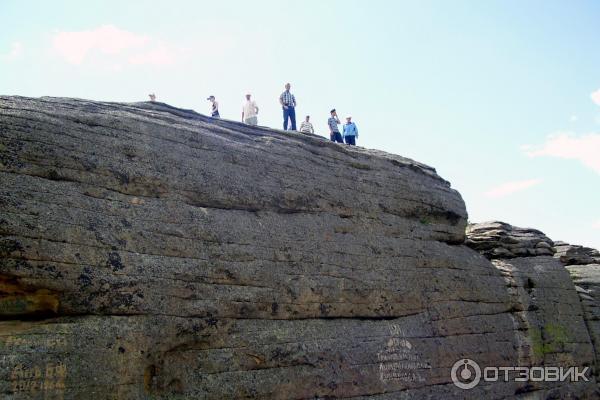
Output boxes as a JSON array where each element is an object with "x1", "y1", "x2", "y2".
[{"x1": 343, "y1": 116, "x2": 358, "y2": 146}]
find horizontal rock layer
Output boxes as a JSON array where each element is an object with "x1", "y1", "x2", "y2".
[
  {"x1": 466, "y1": 221, "x2": 555, "y2": 259},
  {"x1": 555, "y1": 242, "x2": 600, "y2": 266},
  {"x1": 0, "y1": 97, "x2": 597, "y2": 399}
]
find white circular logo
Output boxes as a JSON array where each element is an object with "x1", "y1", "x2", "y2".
[{"x1": 451, "y1": 359, "x2": 481, "y2": 389}]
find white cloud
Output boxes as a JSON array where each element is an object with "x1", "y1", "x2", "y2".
[
  {"x1": 128, "y1": 42, "x2": 179, "y2": 66},
  {"x1": 525, "y1": 132, "x2": 600, "y2": 175},
  {"x1": 3, "y1": 41, "x2": 23, "y2": 61},
  {"x1": 570, "y1": 115, "x2": 578, "y2": 122},
  {"x1": 484, "y1": 179, "x2": 543, "y2": 198},
  {"x1": 51, "y1": 25, "x2": 184, "y2": 67},
  {"x1": 592, "y1": 89, "x2": 600, "y2": 107}
]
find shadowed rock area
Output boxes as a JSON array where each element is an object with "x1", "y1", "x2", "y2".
[{"x1": 1, "y1": 96, "x2": 598, "y2": 399}]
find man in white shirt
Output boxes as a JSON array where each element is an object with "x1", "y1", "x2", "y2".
[{"x1": 242, "y1": 93, "x2": 259, "y2": 125}]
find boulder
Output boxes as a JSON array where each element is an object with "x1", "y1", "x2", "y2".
[
  {"x1": 554, "y1": 241, "x2": 600, "y2": 266},
  {"x1": 0, "y1": 96, "x2": 597, "y2": 399},
  {"x1": 465, "y1": 221, "x2": 555, "y2": 259}
]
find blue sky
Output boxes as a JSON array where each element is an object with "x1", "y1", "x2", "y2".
[{"x1": 2, "y1": 0, "x2": 599, "y2": 249}]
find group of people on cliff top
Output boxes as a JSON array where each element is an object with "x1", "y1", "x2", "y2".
[{"x1": 150, "y1": 83, "x2": 359, "y2": 146}]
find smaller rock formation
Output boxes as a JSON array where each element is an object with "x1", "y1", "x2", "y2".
[
  {"x1": 568, "y1": 263, "x2": 600, "y2": 382},
  {"x1": 465, "y1": 221, "x2": 555, "y2": 259},
  {"x1": 467, "y1": 221, "x2": 600, "y2": 384},
  {"x1": 554, "y1": 241, "x2": 600, "y2": 266}
]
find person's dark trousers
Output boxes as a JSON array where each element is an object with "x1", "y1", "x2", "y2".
[
  {"x1": 283, "y1": 106, "x2": 296, "y2": 130},
  {"x1": 344, "y1": 135, "x2": 356, "y2": 145},
  {"x1": 330, "y1": 132, "x2": 343, "y2": 143}
]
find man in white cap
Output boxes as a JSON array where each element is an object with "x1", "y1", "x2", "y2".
[
  {"x1": 207, "y1": 95, "x2": 219, "y2": 118},
  {"x1": 343, "y1": 115, "x2": 358, "y2": 145},
  {"x1": 242, "y1": 93, "x2": 259, "y2": 125}
]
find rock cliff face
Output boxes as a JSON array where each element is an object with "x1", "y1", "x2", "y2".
[{"x1": 0, "y1": 96, "x2": 598, "y2": 399}]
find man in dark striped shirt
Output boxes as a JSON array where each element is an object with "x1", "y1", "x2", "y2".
[
  {"x1": 279, "y1": 83, "x2": 297, "y2": 131},
  {"x1": 328, "y1": 109, "x2": 343, "y2": 143}
]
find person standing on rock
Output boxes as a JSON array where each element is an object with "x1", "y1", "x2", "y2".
[
  {"x1": 242, "y1": 93, "x2": 259, "y2": 125},
  {"x1": 328, "y1": 109, "x2": 343, "y2": 143},
  {"x1": 343, "y1": 116, "x2": 358, "y2": 146},
  {"x1": 207, "y1": 95, "x2": 220, "y2": 118},
  {"x1": 299, "y1": 115, "x2": 314, "y2": 134},
  {"x1": 148, "y1": 93, "x2": 156, "y2": 102},
  {"x1": 279, "y1": 83, "x2": 297, "y2": 130}
]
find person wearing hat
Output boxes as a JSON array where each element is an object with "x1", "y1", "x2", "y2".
[
  {"x1": 279, "y1": 83, "x2": 297, "y2": 130},
  {"x1": 343, "y1": 115, "x2": 358, "y2": 146},
  {"x1": 242, "y1": 93, "x2": 259, "y2": 125},
  {"x1": 207, "y1": 95, "x2": 220, "y2": 118},
  {"x1": 328, "y1": 109, "x2": 343, "y2": 143}
]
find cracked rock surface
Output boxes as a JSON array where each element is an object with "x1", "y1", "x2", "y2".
[{"x1": 1, "y1": 96, "x2": 598, "y2": 399}]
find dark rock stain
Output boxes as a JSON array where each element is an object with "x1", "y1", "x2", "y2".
[
  {"x1": 107, "y1": 252, "x2": 124, "y2": 271},
  {"x1": 0, "y1": 238, "x2": 24, "y2": 257}
]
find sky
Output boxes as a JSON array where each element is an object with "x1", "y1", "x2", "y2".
[{"x1": 1, "y1": 0, "x2": 599, "y2": 249}]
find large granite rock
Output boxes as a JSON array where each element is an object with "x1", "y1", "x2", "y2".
[
  {"x1": 466, "y1": 221, "x2": 555, "y2": 259},
  {"x1": 1, "y1": 96, "x2": 598, "y2": 399}
]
